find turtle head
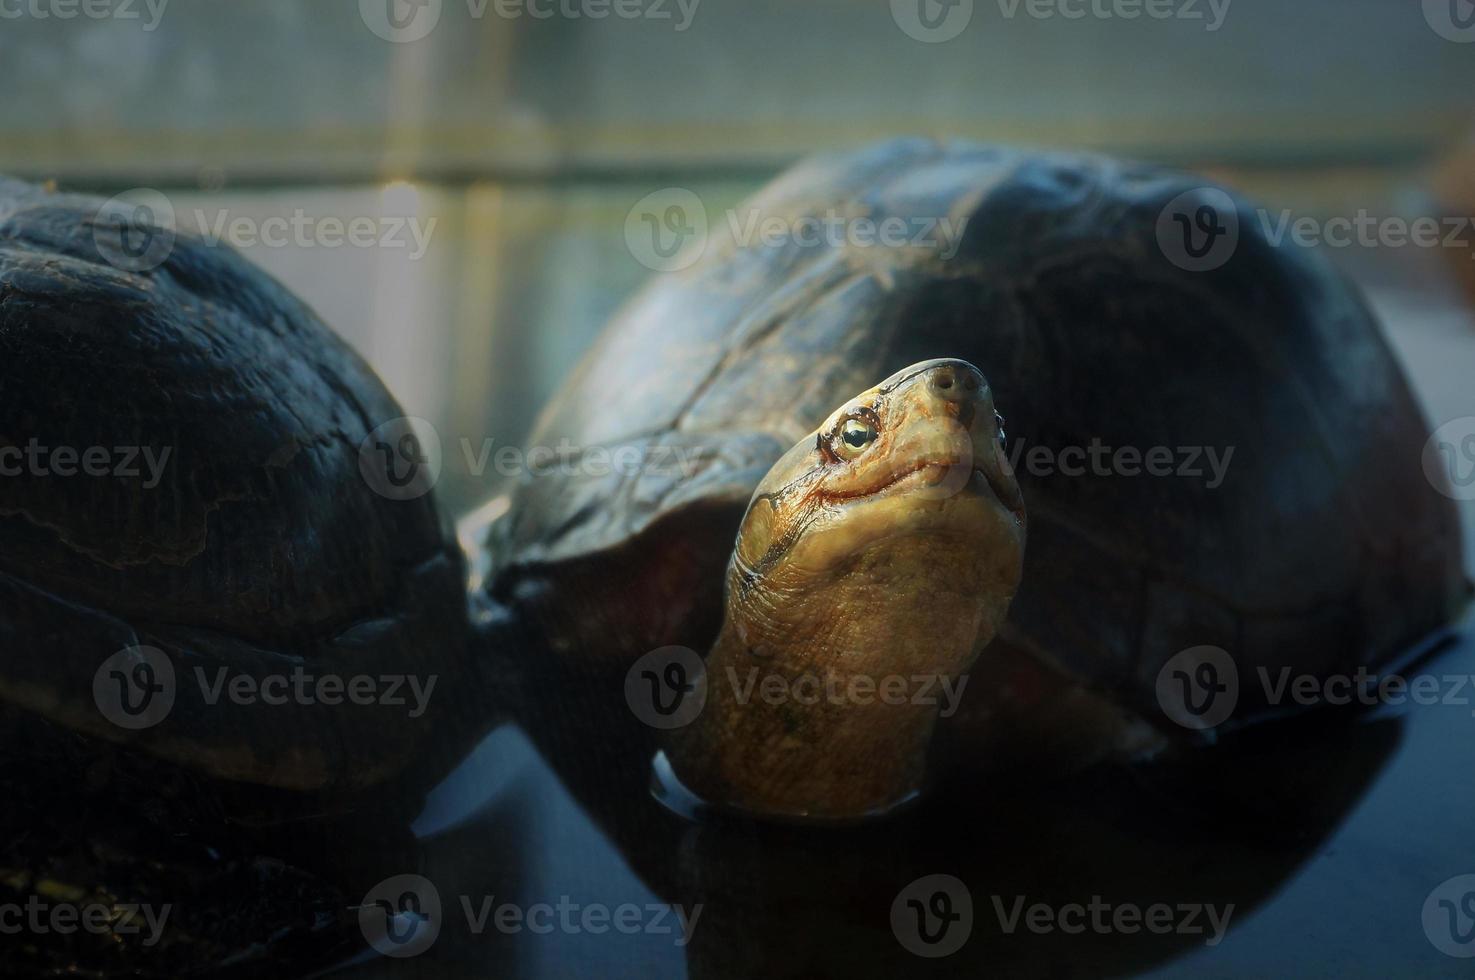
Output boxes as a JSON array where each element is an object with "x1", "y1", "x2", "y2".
[
  {"x1": 665, "y1": 359, "x2": 1027, "y2": 821},
  {"x1": 732, "y1": 357, "x2": 1024, "y2": 586}
]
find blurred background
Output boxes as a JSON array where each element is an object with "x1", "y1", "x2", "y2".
[{"x1": 2, "y1": 0, "x2": 1473, "y2": 529}]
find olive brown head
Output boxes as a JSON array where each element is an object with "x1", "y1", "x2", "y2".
[{"x1": 665, "y1": 359, "x2": 1026, "y2": 821}]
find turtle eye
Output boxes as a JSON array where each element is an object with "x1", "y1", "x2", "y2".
[{"x1": 835, "y1": 417, "x2": 877, "y2": 459}]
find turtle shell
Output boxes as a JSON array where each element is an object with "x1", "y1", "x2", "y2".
[
  {"x1": 486, "y1": 139, "x2": 1467, "y2": 721},
  {"x1": 0, "y1": 179, "x2": 467, "y2": 795}
]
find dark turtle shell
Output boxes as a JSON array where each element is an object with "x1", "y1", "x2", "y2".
[
  {"x1": 487, "y1": 139, "x2": 1467, "y2": 723},
  {"x1": 0, "y1": 178, "x2": 466, "y2": 795}
]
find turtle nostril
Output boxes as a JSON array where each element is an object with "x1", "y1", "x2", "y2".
[{"x1": 926, "y1": 361, "x2": 985, "y2": 403}]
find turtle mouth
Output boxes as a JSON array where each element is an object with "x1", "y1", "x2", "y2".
[
  {"x1": 856, "y1": 457, "x2": 1025, "y2": 528},
  {"x1": 837, "y1": 458, "x2": 999, "y2": 502},
  {"x1": 822, "y1": 457, "x2": 963, "y2": 503}
]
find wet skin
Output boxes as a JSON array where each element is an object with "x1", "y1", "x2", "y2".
[{"x1": 666, "y1": 359, "x2": 1027, "y2": 820}]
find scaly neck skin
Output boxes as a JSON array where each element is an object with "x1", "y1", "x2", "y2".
[
  {"x1": 668, "y1": 529, "x2": 1010, "y2": 821},
  {"x1": 663, "y1": 358, "x2": 1025, "y2": 821}
]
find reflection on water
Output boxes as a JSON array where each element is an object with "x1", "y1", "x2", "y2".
[
  {"x1": 6, "y1": 621, "x2": 1471, "y2": 977},
  {"x1": 316, "y1": 618, "x2": 1475, "y2": 979}
]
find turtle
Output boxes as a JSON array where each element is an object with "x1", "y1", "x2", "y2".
[
  {"x1": 483, "y1": 138, "x2": 1469, "y2": 820},
  {"x1": 661, "y1": 356, "x2": 1027, "y2": 819},
  {"x1": 0, "y1": 178, "x2": 476, "y2": 973},
  {"x1": 0, "y1": 177, "x2": 473, "y2": 802}
]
